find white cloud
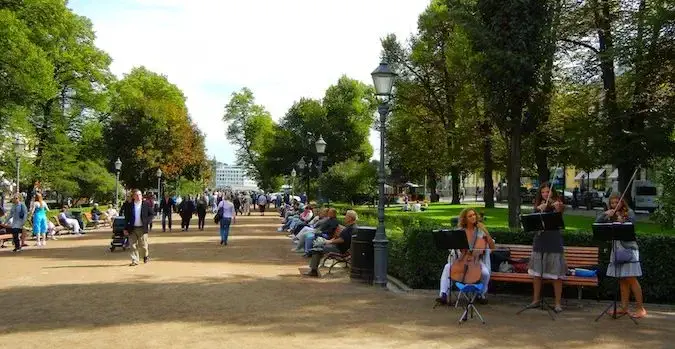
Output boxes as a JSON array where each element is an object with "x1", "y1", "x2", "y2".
[{"x1": 69, "y1": 0, "x2": 428, "y2": 164}]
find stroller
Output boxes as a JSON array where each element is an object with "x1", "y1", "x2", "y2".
[{"x1": 109, "y1": 216, "x2": 128, "y2": 252}]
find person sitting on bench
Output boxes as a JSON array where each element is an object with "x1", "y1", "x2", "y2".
[
  {"x1": 91, "y1": 203, "x2": 102, "y2": 221},
  {"x1": 304, "y1": 210, "x2": 357, "y2": 278},
  {"x1": 58, "y1": 207, "x2": 83, "y2": 235}
]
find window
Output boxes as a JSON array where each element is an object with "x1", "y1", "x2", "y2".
[{"x1": 636, "y1": 186, "x2": 657, "y2": 196}]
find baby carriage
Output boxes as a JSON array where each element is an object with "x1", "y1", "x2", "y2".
[{"x1": 109, "y1": 216, "x2": 128, "y2": 252}]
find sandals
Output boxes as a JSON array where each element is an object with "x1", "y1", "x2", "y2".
[
  {"x1": 610, "y1": 308, "x2": 628, "y2": 317},
  {"x1": 553, "y1": 305, "x2": 563, "y2": 313},
  {"x1": 525, "y1": 302, "x2": 540, "y2": 309},
  {"x1": 630, "y1": 308, "x2": 647, "y2": 319}
]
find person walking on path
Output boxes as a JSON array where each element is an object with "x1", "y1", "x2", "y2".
[
  {"x1": 6, "y1": 194, "x2": 27, "y2": 252},
  {"x1": 123, "y1": 189, "x2": 154, "y2": 266},
  {"x1": 159, "y1": 193, "x2": 175, "y2": 232},
  {"x1": 216, "y1": 196, "x2": 235, "y2": 246},
  {"x1": 30, "y1": 193, "x2": 49, "y2": 247},
  {"x1": 196, "y1": 194, "x2": 208, "y2": 230},
  {"x1": 256, "y1": 192, "x2": 268, "y2": 216}
]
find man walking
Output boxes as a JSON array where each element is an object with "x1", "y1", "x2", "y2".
[
  {"x1": 256, "y1": 192, "x2": 268, "y2": 216},
  {"x1": 123, "y1": 189, "x2": 154, "y2": 266},
  {"x1": 159, "y1": 193, "x2": 175, "y2": 232}
]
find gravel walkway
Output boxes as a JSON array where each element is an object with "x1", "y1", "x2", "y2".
[{"x1": 0, "y1": 214, "x2": 672, "y2": 349}]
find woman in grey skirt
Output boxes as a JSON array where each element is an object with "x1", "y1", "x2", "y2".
[
  {"x1": 526, "y1": 183, "x2": 566, "y2": 313},
  {"x1": 596, "y1": 193, "x2": 646, "y2": 318}
]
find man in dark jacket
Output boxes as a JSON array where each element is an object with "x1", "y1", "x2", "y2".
[
  {"x1": 178, "y1": 195, "x2": 196, "y2": 231},
  {"x1": 123, "y1": 189, "x2": 155, "y2": 266},
  {"x1": 159, "y1": 193, "x2": 175, "y2": 232}
]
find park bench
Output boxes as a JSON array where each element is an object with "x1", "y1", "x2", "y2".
[
  {"x1": 0, "y1": 231, "x2": 13, "y2": 248},
  {"x1": 490, "y1": 244, "x2": 600, "y2": 300},
  {"x1": 320, "y1": 251, "x2": 351, "y2": 275},
  {"x1": 49, "y1": 216, "x2": 73, "y2": 235},
  {"x1": 83, "y1": 212, "x2": 108, "y2": 229}
]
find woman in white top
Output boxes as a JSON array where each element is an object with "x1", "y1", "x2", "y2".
[{"x1": 216, "y1": 195, "x2": 236, "y2": 245}]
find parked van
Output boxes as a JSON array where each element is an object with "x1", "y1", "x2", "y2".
[{"x1": 602, "y1": 180, "x2": 659, "y2": 212}]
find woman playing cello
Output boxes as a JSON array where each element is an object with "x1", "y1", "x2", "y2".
[
  {"x1": 436, "y1": 208, "x2": 495, "y2": 305},
  {"x1": 595, "y1": 193, "x2": 646, "y2": 318},
  {"x1": 525, "y1": 182, "x2": 566, "y2": 313}
]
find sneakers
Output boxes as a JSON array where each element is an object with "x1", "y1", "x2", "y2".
[
  {"x1": 129, "y1": 261, "x2": 139, "y2": 266},
  {"x1": 143, "y1": 256, "x2": 149, "y2": 264}
]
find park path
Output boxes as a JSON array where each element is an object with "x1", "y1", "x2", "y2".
[{"x1": 0, "y1": 213, "x2": 673, "y2": 349}]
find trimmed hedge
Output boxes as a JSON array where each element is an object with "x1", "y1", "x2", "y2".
[{"x1": 389, "y1": 226, "x2": 675, "y2": 304}]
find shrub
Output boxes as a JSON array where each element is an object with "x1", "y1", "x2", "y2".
[{"x1": 388, "y1": 227, "x2": 675, "y2": 303}]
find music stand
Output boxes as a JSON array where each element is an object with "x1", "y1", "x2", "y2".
[
  {"x1": 592, "y1": 222, "x2": 638, "y2": 325},
  {"x1": 432, "y1": 229, "x2": 469, "y2": 307},
  {"x1": 517, "y1": 212, "x2": 564, "y2": 320}
]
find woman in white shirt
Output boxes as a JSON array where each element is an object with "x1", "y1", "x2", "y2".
[{"x1": 216, "y1": 196, "x2": 236, "y2": 246}]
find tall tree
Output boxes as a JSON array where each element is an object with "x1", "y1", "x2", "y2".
[
  {"x1": 223, "y1": 88, "x2": 276, "y2": 190},
  {"x1": 107, "y1": 67, "x2": 208, "y2": 189},
  {"x1": 468, "y1": 0, "x2": 555, "y2": 228}
]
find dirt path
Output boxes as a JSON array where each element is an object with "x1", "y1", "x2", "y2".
[{"x1": 0, "y1": 214, "x2": 673, "y2": 349}]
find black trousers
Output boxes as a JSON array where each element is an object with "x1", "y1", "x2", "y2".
[
  {"x1": 181, "y1": 215, "x2": 191, "y2": 230},
  {"x1": 197, "y1": 211, "x2": 206, "y2": 230},
  {"x1": 11, "y1": 228, "x2": 22, "y2": 250},
  {"x1": 162, "y1": 212, "x2": 172, "y2": 231}
]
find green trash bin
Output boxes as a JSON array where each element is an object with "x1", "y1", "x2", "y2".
[{"x1": 350, "y1": 226, "x2": 376, "y2": 285}]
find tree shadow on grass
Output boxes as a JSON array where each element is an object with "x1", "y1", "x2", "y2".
[{"x1": 0, "y1": 274, "x2": 672, "y2": 348}]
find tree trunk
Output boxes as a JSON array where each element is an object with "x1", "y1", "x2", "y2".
[
  {"x1": 508, "y1": 122, "x2": 522, "y2": 230},
  {"x1": 427, "y1": 168, "x2": 439, "y2": 202},
  {"x1": 534, "y1": 139, "x2": 550, "y2": 185},
  {"x1": 482, "y1": 130, "x2": 495, "y2": 208},
  {"x1": 451, "y1": 166, "x2": 461, "y2": 204}
]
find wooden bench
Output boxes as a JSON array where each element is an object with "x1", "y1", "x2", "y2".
[
  {"x1": 49, "y1": 216, "x2": 73, "y2": 235},
  {"x1": 320, "y1": 251, "x2": 351, "y2": 275},
  {"x1": 490, "y1": 244, "x2": 600, "y2": 300},
  {"x1": 83, "y1": 212, "x2": 104, "y2": 229},
  {"x1": 0, "y1": 231, "x2": 13, "y2": 248}
]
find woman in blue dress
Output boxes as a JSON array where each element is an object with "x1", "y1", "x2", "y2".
[{"x1": 31, "y1": 193, "x2": 49, "y2": 247}]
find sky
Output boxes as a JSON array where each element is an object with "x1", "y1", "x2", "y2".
[{"x1": 68, "y1": 0, "x2": 430, "y2": 164}]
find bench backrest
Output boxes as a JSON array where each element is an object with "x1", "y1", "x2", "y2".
[{"x1": 495, "y1": 244, "x2": 599, "y2": 268}]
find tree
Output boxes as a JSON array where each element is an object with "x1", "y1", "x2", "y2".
[
  {"x1": 468, "y1": 0, "x2": 555, "y2": 229},
  {"x1": 222, "y1": 88, "x2": 276, "y2": 190},
  {"x1": 318, "y1": 159, "x2": 377, "y2": 204},
  {"x1": 106, "y1": 67, "x2": 209, "y2": 189}
]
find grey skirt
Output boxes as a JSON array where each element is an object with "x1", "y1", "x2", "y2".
[{"x1": 527, "y1": 251, "x2": 567, "y2": 279}]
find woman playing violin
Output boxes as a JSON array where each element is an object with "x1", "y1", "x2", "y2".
[
  {"x1": 595, "y1": 193, "x2": 646, "y2": 319},
  {"x1": 436, "y1": 208, "x2": 495, "y2": 305},
  {"x1": 526, "y1": 182, "x2": 566, "y2": 313}
]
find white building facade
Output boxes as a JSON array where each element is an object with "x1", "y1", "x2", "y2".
[{"x1": 214, "y1": 164, "x2": 259, "y2": 191}]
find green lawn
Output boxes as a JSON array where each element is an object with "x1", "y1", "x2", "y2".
[{"x1": 349, "y1": 203, "x2": 672, "y2": 235}]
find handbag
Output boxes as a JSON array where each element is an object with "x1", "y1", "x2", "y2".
[
  {"x1": 614, "y1": 244, "x2": 634, "y2": 263},
  {"x1": 213, "y1": 207, "x2": 224, "y2": 224}
]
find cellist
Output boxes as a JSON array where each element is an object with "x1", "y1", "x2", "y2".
[{"x1": 436, "y1": 208, "x2": 495, "y2": 305}]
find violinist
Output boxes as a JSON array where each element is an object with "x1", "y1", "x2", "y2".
[
  {"x1": 595, "y1": 193, "x2": 646, "y2": 319},
  {"x1": 436, "y1": 208, "x2": 495, "y2": 305},
  {"x1": 525, "y1": 182, "x2": 566, "y2": 313}
]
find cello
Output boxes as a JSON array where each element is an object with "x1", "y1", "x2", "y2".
[{"x1": 450, "y1": 227, "x2": 488, "y2": 284}]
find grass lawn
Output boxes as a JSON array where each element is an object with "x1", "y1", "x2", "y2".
[{"x1": 349, "y1": 203, "x2": 672, "y2": 235}]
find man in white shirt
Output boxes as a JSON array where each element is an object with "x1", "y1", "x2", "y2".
[
  {"x1": 58, "y1": 207, "x2": 82, "y2": 235},
  {"x1": 123, "y1": 189, "x2": 154, "y2": 266}
]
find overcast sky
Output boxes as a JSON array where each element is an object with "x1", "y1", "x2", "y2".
[{"x1": 68, "y1": 0, "x2": 429, "y2": 164}]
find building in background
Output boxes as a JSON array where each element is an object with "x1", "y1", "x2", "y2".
[{"x1": 214, "y1": 163, "x2": 259, "y2": 191}]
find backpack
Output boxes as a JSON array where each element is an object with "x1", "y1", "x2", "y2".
[{"x1": 214, "y1": 206, "x2": 224, "y2": 224}]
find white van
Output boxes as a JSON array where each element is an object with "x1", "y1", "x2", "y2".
[{"x1": 602, "y1": 180, "x2": 658, "y2": 212}]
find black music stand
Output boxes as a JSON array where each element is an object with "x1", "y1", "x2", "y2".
[
  {"x1": 432, "y1": 229, "x2": 469, "y2": 308},
  {"x1": 592, "y1": 222, "x2": 638, "y2": 324},
  {"x1": 517, "y1": 212, "x2": 564, "y2": 320}
]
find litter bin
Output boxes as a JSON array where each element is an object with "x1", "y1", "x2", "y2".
[{"x1": 350, "y1": 226, "x2": 376, "y2": 285}]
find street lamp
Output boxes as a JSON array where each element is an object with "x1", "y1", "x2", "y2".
[
  {"x1": 298, "y1": 157, "x2": 310, "y2": 198},
  {"x1": 291, "y1": 168, "x2": 296, "y2": 194},
  {"x1": 13, "y1": 136, "x2": 24, "y2": 194},
  {"x1": 315, "y1": 136, "x2": 327, "y2": 203},
  {"x1": 156, "y1": 168, "x2": 162, "y2": 199},
  {"x1": 114, "y1": 158, "x2": 122, "y2": 208},
  {"x1": 371, "y1": 61, "x2": 397, "y2": 288}
]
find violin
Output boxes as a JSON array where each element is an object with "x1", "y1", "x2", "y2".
[{"x1": 450, "y1": 227, "x2": 488, "y2": 284}]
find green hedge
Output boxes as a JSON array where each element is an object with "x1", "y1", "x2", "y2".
[{"x1": 388, "y1": 226, "x2": 675, "y2": 303}]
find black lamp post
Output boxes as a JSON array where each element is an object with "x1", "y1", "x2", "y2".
[
  {"x1": 315, "y1": 136, "x2": 327, "y2": 203},
  {"x1": 114, "y1": 158, "x2": 122, "y2": 208},
  {"x1": 13, "y1": 136, "x2": 24, "y2": 194},
  {"x1": 156, "y1": 168, "x2": 162, "y2": 199},
  {"x1": 291, "y1": 168, "x2": 296, "y2": 195},
  {"x1": 371, "y1": 61, "x2": 397, "y2": 288}
]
